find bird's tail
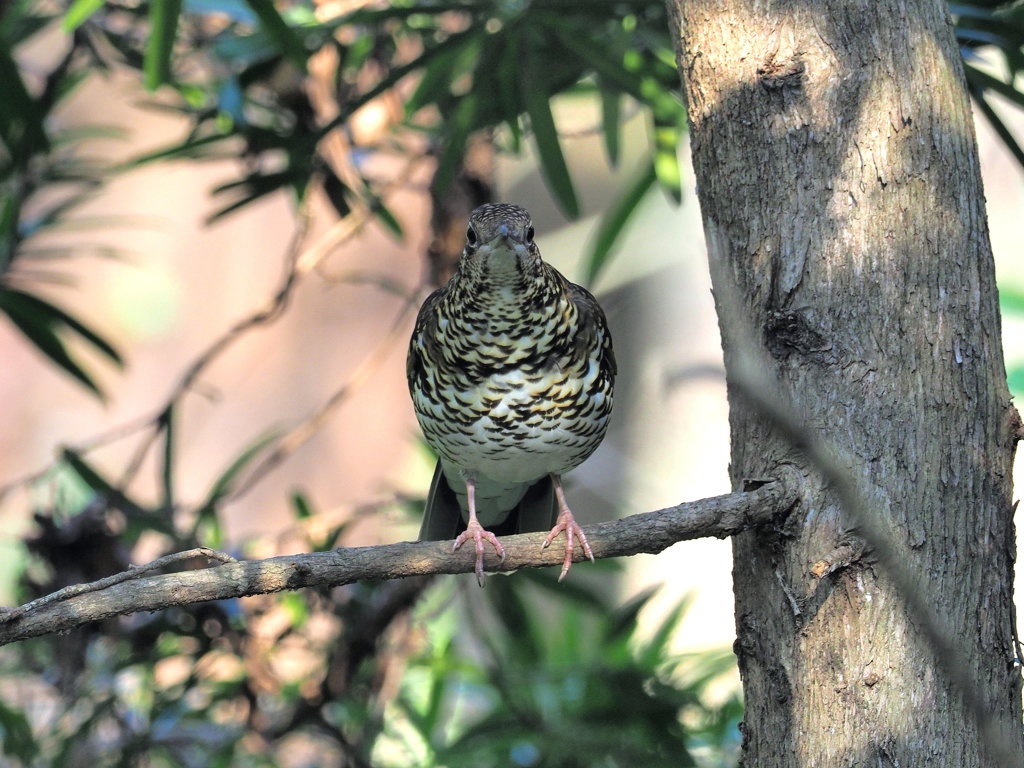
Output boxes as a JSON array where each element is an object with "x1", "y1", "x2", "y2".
[{"x1": 418, "y1": 461, "x2": 558, "y2": 540}]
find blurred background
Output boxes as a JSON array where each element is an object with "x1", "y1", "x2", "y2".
[{"x1": 1, "y1": 1, "x2": 1023, "y2": 766}]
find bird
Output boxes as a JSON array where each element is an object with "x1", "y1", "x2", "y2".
[{"x1": 407, "y1": 202, "x2": 616, "y2": 585}]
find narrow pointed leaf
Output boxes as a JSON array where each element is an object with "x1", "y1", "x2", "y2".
[
  {"x1": 431, "y1": 93, "x2": 479, "y2": 198},
  {"x1": 652, "y1": 118, "x2": 683, "y2": 204},
  {"x1": 965, "y1": 64, "x2": 1024, "y2": 109},
  {"x1": 61, "y1": 449, "x2": 156, "y2": 520},
  {"x1": 495, "y1": 30, "x2": 523, "y2": 152},
  {"x1": 159, "y1": 406, "x2": 175, "y2": 511},
  {"x1": 605, "y1": 584, "x2": 660, "y2": 642},
  {"x1": 62, "y1": 0, "x2": 105, "y2": 30},
  {"x1": 584, "y1": 160, "x2": 657, "y2": 285},
  {"x1": 290, "y1": 490, "x2": 313, "y2": 519},
  {"x1": 0, "y1": 46, "x2": 49, "y2": 158},
  {"x1": 600, "y1": 87, "x2": 621, "y2": 166},
  {"x1": 197, "y1": 431, "x2": 281, "y2": 512},
  {"x1": 143, "y1": 0, "x2": 184, "y2": 89},
  {"x1": 522, "y1": 48, "x2": 579, "y2": 218},
  {"x1": 970, "y1": 89, "x2": 1024, "y2": 169},
  {"x1": 243, "y1": 0, "x2": 308, "y2": 72},
  {"x1": 1, "y1": 289, "x2": 122, "y2": 363},
  {"x1": 638, "y1": 592, "x2": 693, "y2": 668},
  {"x1": 0, "y1": 698, "x2": 38, "y2": 762},
  {"x1": 372, "y1": 199, "x2": 403, "y2": 239},
  {"x1": 125, "y1": 133, "x2": 236, "y2": 167},
  {"x1": 0, "y1": 290, "x2": 107, "y2": 396},
  {"x1": 320, "y1": 26, "x2": 484, "y2": 136}
]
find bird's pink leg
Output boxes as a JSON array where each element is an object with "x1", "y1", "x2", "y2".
[
  {"x1": 452, "y1": 476, "x2": 506, "y2": 586},
  {"x1": 542, "y1": 474, "x2": 595, "y2": 581}
]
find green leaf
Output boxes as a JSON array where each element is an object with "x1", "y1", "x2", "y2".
[
  {"x1": 195, "y1": 431, "x2": 281, "y2": 515},
  {"x1": 965, "y1": 64, "x2": 1024, "y2": 109},
  {"x1": 143, "y1": 0, "x2": 184, "y2": 89},
  {"x1": 495, "y1": 29, "x2": 523, "y2": 152},
  {"x1": 0, "y1": 8, "x2": 54, "y2": 45},
  {"x1": 600, "y1": 87, "x2": 621, "y2": 166},
  {"x1": 61, "y1": 449, "x2": 157, "y2": 521},
  {"x1": 330, "y1": 3, "x2": 481, "y2": 27},
  {"x1": 125, "y1": 132, "x2": 237, "y2": 167},
  {"x1": 159, "y1": 406, "x2": 175, "y2": 511},
  {"x1": 8, "y1": 314, "x2": 99, "y2": 395},
  {"x1": 0, "y1": 698, "x2": 38, "y2": 762},
  {"x1": 652, "y1": 117, "x2": 683, "y2": 204},
  {"x1": 196, "y1": 509, "x2": 224, "y2": 548},
  {"x1": 0, "y1": 193, "x2": 18, "y2": 270},
  {"x1": 320, "y1": 26, "x2": 485, "y2": 137},
  {"x1": 280, "y1": 591, "x2": 308, "y2": 627},
  {"x1": 547, "y1": 23, "x2": 649, "y2": 105},
  {"x1": 405, "y1": 39, "x2": 473, "y2": 116},
  {"x1": 0, "y1": 45, "x2": 50, "y2": 160},
  {"x1": 676, "y1": 646, "x2": 737, "y2": 690},
  {"x1": 2, "y1": 289, "x2": 121, "y2": 362},
  {"x1": 584, "y1": 160, "x2": 657, "y2": 285},
  {"x1": 515, "y1": 564, "x2": 616, "y2": 611},
  {"x1": 522, "y1": 43, "x2": 579, "y2": 218},
  {"x1": 0, "y1": 289, "x2": 121, "y2": 397},
  {"x1": 62, "y1": 0, "x2": 105, "y2": 30},
  {"x1": 243, "y1": 0, "x2": 308, "y2": 72},
  {"x1": 637, "y1": 592, "x2": 693, "y2": 668},
  {"x1": 970, "y1": 88, "x2": 1024, "y2": 169},
  {"x1": 431, "y1": 93, "x2": 479, "y2": 198},
  {"x1": 290, "y1": 490, "x2": 313, "y2": 519},
  {"x1": 206, "y1": 168, "x2": 308, "y2": 222},
  {"x1": 485, "y1": 578, "x2": 545, "y2": 664},
  {"x1": 605, "y1": 583, "x2": 660, "y2": 643},
  {"x1": 372, "y1": 199, "x2": 403, "y2": 239}
]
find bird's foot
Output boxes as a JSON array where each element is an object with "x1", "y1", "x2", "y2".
[
  {"x1": 542, "y1": 508, "x2": 594, "y2": 582},
  {"x1": 453, "y1": 521, "x2": 506, "y2": 587}
]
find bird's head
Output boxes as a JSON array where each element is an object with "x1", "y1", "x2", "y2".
[{"x1": 458, "y1": 203, "x2": 543, "y2": 289}]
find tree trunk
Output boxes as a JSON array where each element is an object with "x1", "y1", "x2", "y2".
[{"x1": 665, "y1": 0, "x2": 1024, "y2": 765}]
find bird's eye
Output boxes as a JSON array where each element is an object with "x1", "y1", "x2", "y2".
[
  {"x1": 526, "y1": 226, "x2": 535, "y2": 244},
  {"x1": 466, "y1": 226, "x2": 478, "y2": 245}
]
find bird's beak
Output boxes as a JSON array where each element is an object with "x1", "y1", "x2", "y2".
[{"x1": 497, "y1": 222, "x2": 510, "y2": 238}]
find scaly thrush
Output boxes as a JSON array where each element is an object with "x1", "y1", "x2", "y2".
[{"x1": 407, "y1": 203, "x2": 616, "y2": 584}]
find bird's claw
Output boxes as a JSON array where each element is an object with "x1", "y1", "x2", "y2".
[
  {"x1": 542, "y1": 509, "x2": 594, "y2": 582},
  {"x1": 453, "y1": 521, "x2": 506, "y2": 587}
]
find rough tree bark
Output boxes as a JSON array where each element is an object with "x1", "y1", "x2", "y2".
[{"x1": 666, "y1": 0, "x2": 1024, "y2": 765}]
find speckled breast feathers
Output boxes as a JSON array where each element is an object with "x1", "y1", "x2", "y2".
[{"x1": 407, "y1": 204, "x2": 616, "y2": 504}]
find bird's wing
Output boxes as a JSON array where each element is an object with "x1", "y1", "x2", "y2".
[
  {"x1": 406, "y1": 287, "x2": 444, "y2": 386},
  {"x1": 566, "y1": 281, "x2": 617, "y2": 380}
]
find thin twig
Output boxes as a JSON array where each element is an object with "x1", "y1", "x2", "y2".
[
  {"x1": 0, "y1": 211, "x2": 314, "y2": 504},
  {"x1": 774, "y1": 567, "x2": 802, "y2": 618},
  {"x1": 226, "y1": 284, "x2": 425, "y2": 502},
  {"x1": 0, "y1": 546, "x2": 235, "y2": 622},
  {"x1": 0, "y1": 478, "x2": 799, "y2": 646},
  {"x1": 0, "y1": 154, "x2": 421, "y2": 504},
  {"x1": 175, "y1": 204, "x2": 314, "y2": 400},
  {"x1": 0, "y1": 414, "x2": 157, "y2": 504}
]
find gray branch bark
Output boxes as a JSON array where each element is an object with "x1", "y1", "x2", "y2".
[{"x1": 0, "y1": 479, "x2": 797, "y2": 646}]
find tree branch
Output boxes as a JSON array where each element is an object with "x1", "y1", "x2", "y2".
[{"x1": 0, "y1": 478, "x2": 797, "y2": 646}]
